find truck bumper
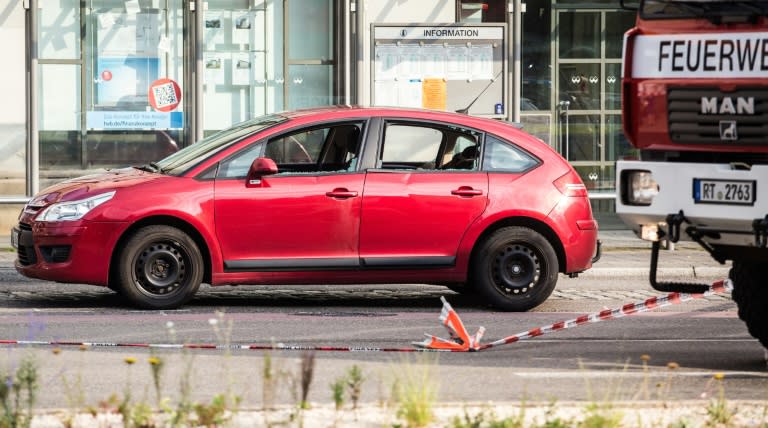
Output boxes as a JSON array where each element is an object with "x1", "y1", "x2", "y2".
[{"x1": 616, "y1": 160, "x2": 768, "y2": 247}]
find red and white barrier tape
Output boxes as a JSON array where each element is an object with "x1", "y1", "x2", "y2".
[
  {"x1": 415, "y1": 279, "x2": 733, "y2": 351},
  {"x1": 0, "y1": 340, "x2": 433, "y2": 353},
  {"x1": 0, "y1": 279, "x2": 731, "y2": 353}
]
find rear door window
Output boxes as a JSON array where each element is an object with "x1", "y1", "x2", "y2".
[
  {"x1": 380, "y1": 122, "x2": 481, "y2": 171},
  {"x1": 482, "y1": 134, "x2": 539, "y2": 172}
]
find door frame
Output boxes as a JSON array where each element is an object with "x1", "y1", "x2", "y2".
[{"x1": 553, "y1": 6, "x2": 625, "y2": 194}]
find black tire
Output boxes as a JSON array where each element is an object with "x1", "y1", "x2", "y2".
[
  {"x1": 730, "y1": 260, "x2": 768, "y2": 348},
  {"x1": 116, "y1": 225, "x2": 203, "y2": 310},
  {"x1": 471, "y1": 226, "x2": 559, "y2": 311}
]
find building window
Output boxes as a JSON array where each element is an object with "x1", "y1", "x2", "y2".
[
  {"x1": 522, "y1": 0, "x2": 552, "y2": 111},
  {"x1": 458, "y1": 1, "x2": 507, "y2": 23}
]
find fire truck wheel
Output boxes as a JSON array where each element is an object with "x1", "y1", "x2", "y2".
[
  {"x1": 472, "y1": 226, "x2": 559, "y2": 311},
  {"x1": 730, "y1": 260, "x2": 768, "y2": 348}
]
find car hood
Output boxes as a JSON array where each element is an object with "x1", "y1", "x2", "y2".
[{"x1": 28, "y1": 167, "x2": 160, "y2": 207}]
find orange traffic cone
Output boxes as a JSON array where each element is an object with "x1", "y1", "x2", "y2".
[{"x1": 413, "y1": 297, "x2": 485, "y2": 351}]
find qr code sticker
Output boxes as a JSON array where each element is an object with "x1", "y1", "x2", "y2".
[{"x1": 152, "y1": 82, "x2": 178, "y2": 108}]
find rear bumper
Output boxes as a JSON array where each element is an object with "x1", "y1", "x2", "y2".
[
  {"x1": 616, "y1": 160, "x2": 768, "y2": 247},
  {"x1": 548, "y1": 196, "x2": 599, "y2": 273}
]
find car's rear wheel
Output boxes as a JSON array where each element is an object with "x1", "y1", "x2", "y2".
[
  {"x1": 472, "y1": 226, "x2": 559, "y2": 311},
  {"x1": 730, "y1": 259, "x2": 768, "y2": 348},
  {"x1": 116, "y1": 225, "x2": 203, "y2": 309}
]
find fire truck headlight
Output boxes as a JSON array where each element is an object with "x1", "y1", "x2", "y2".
[{"x1": 624, "y1": 170, "x2": 658, "y2": 206}]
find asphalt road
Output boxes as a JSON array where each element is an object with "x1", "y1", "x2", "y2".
[{"x1": 0, "y1": 259, "x2": 766, "y2": 410}]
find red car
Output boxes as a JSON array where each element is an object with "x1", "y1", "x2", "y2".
[{"x1": 12, "y1": 107, "x2": 599, "y2": 310}]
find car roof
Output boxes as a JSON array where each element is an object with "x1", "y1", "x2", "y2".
[{"x1": 278, "y1": 105, "x2": 525, "y2": 134}]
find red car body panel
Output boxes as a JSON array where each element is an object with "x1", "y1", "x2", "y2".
[
  {"x1": 215, "y1": 173, "x2": 365, "y2": 262},
  {"x1": 15, "y1": 107, "x2": 598, "y2": 292},
  {"x1": 359, "y1": 171, "x2": 488, "y2": 261}
]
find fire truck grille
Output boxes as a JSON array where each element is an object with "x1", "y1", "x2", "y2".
[{"x1": 667, "y1": 88, "x2": 768, "y2": 145}]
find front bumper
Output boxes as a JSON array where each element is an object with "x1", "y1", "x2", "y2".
[
  {"x1": 616, "y1": 160, "x2": 768, "y2": 247},
  {"x1": 13, "y1": 220, "x2": 127, "y2": 286}
]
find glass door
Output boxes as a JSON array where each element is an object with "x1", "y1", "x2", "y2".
[
  {"x1": 202, "y1": 0, "x2": 338, "y2": 135},
  {"x1": 84, "y1": 0, "x2": 186, "y2": 168},
  {"x1": 555, "y1": 9, "x2": 635, "y2": 194}
]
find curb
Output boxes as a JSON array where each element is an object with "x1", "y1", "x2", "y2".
[{"x1": 581, "y1": 266, "x2": 730, "y2": 279}]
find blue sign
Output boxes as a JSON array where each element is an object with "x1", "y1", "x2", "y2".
[{"x1": 87, "y1": 111, "x2": 184, "y2": 130}]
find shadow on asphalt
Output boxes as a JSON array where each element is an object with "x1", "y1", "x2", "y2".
[{"x1": 0, "y1": 286, "x2": 494, "y2": 312}]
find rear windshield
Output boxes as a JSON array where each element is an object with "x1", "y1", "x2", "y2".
[
  {"x1": 641, "y1": 0, "x2": 768, "y2": 20},
  {"x1": 155, "y1": 114, "x2": 287, "y2": 176}
]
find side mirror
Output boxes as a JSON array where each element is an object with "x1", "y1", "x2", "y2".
[{"x1": 246, "y1": 157, "x2": 278, "y2": 187}]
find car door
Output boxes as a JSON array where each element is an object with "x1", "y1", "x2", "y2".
[
  {"x1": 214, "y1": 121, "x2": 367, "y2": 270},
  {"x1": 358, "y1": 120, "x2": 488, "y2": 268}
]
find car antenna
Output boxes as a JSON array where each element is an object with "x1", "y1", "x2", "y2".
[{"x1": 455, "y1": 70, "x2": 503, "y2": 115}]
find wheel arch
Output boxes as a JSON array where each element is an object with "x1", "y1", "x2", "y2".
[
  {"x1": 109, "y1": 215, "x2": 213, "y2": 286},
  {"x1": 468, "y1": 216, "x2": 566, "y2": 275}
]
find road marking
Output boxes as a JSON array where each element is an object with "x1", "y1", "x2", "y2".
[{"x1": 513, "y1": 371, "x2": 768, "y2": 379}]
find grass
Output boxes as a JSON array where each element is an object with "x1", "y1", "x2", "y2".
[
  {"x1": 392, "y1": 355, "x2": 438, "y2": 428},
  {"x1": 0, "y1": 328, "x2": 761, "y2": 427}
]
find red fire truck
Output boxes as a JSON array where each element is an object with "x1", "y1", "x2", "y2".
[{"x1": 616, "y1": 0, "x2": 768, "y2": 346}]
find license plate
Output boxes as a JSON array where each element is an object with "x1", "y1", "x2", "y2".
[
  {"x1": 693, "y1": 179, "x2": 756, "y2": 205},
  {"x1": 10, "y1": 227, "x2": 19, "y2": 250}
]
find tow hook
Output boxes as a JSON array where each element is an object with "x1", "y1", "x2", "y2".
[
  {"x1": 753, "y1": 215, "x2": 768, "y2": 248},
  {"x1": 665, "y1": 210, "x2": 687, "y2": 243},
  {"x1": 591, "y1": 239, "x2": 602, "y2": 264}
]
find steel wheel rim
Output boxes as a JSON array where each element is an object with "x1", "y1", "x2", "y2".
[
  {"x1": 491, "y1": 243, "x2": 541, "y2": 295},
  {"x1": 134, "y1": 241, "x2": 187, "y2": 297}
]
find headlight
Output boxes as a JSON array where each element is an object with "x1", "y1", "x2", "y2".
[
  {"x1": 623, "y1": 170, "x2": 658, "y2": 206},
  {"x1": 36, "y1": 191, "x2": 116, "y2": 222}
]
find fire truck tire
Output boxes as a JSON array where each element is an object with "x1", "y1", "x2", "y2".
[{"x1": 730, "y1": 260, "x2": 768, "y2": 348}]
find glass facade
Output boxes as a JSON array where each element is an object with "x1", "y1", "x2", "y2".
[
  {"x1": 36, "y1": 0, "x2": 188, "y2": 189},
  {"x1": 202, "y1": 0, "x2": 337, "y2": 135},
  {"x1": 457, "y1": 0, "x2": 635, "y2": 225},
  {"x1": 31, "y1": 0, "x2": 342, "y2": 189},
  {"x1": 17, "y1": 0, "x2": 637, "y2": 226}
]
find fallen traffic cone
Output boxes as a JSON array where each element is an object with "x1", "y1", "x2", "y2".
[{"x1": 413, "y1": 297, "x2": 485, "y2": 351}]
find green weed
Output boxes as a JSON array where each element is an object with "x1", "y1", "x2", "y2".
[
  {"x1": 393, "y1": 355, "x2": 438, "y2": 428},
  {"x1": 0, "y1": 355, "x2": 38, "y2": 428}
]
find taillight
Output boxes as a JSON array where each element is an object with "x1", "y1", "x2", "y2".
[
  {"x1": 622, "y1": 27, "x2": 640, "y2": 81},
  {"x1": 554, "y1": 170, "x2": 588, "y2": 197},
  {"x1": 622, "y1": 28, "x2": 640, "y2": 140}
]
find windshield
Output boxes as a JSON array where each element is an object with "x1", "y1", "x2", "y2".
[
  {"x1": 641, "y1": 0, "x2": 768, "y2": 20},
  {"x1": 153, "y1": 114, "x2": 287, "y2": 176}
]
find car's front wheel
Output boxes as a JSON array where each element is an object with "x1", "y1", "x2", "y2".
[
  {"x1": 116, "y1": 225, "x2": 203, "y2": 309},
  {"x1": 472, "y1": 226, "x2": 559, "y2": 311}
]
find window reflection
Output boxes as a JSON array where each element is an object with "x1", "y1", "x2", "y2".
[
  {"x1": 522, "y1": 0, "x2": 551, "y2": 111},
  {"x1": 558, "y1": 12, "x2": 600, "y2": 59},
  {"x1": 558, "y1": 63, "x2": 600, "y2": 111}
]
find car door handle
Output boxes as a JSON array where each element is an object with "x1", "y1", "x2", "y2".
[
  {"x1": 326, "y1": 188, "x2": 359, "y2": 199},
  {"x1": 451, "y1": 187, "x2": 484, "y2": 197}
]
